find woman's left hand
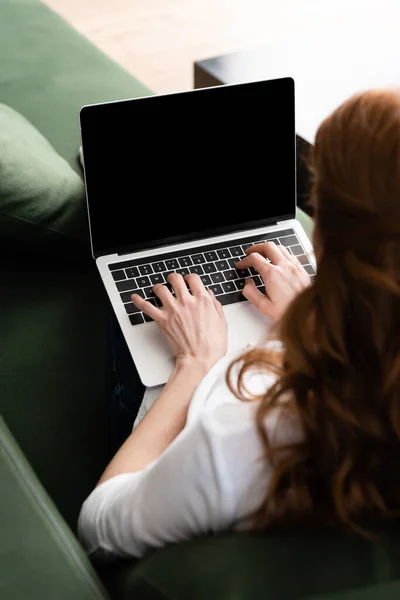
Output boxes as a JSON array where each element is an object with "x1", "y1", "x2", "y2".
[
  {"x1": 235, "y1": 242, "x2": 311, "y2": 322},
  {"x1": 131, "y1": 273, "x2": 228, "y2": 374}
]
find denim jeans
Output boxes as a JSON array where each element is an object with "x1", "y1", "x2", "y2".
[{"x1": 106, "y1": 312, "x2": 146, "y2": 455}]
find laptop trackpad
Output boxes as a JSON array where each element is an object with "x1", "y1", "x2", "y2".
[{"x1": 127, "y1": 302, "x2": 271, "y2": 388}]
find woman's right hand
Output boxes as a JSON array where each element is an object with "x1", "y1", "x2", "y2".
[
  {"x1": 235, "y1": 242, "x2": 311, "y2": 322},
  {"x1": 131, "y1": 273, "x2": 228, "y2": 375}
]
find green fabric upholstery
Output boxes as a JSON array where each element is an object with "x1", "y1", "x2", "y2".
[
  {"x1": 0, "y1": 0, "x2": 151, "y2": 533},
  {"x1": 296, "y1": 205, "x2": 314, "y2": 240},
  {"x1": 0, "y1": 0, "x2": 151, "y2": 173},
  {"x1": 0, "y1": 255, "x2": 110, "y2": 529},
  {"x1": 106, "y1": 527, "x2": 400, "y2": 600},
  {"x1": 0, "y1": 103, "x2": 86, "y2": 253},
  {"x1": 0, "y1": 416, "x2": 109, "y2": 600}
]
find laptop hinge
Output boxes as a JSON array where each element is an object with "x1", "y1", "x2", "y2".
[
  {"x1": 101, "y1": 219, "x2": 288, "y2": 259},
  {"x1": 118, "y1": 248, "x2": 146, "y2": 257}
]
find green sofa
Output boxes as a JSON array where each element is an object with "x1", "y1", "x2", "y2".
[{"x1": 2, "y1": 1, "x2": 400, "y2": 599}]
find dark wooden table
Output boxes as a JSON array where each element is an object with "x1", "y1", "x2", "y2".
[{"x1": 194, "y1": 37, "x2": 400, "y2": 214}]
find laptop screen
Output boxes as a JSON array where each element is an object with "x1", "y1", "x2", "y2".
[{"x1": 80, "y1": 78, "x2": 295, "y2": 257}]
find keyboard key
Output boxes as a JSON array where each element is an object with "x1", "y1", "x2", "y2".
[
  {"x1": 148, "y1": 298, "x2": 158, "y2": 307},
  {"x1": 304, "y1": 264, "x2": 316, "y2": 275},
  {"x1": 177, "y1": 268, "x2": 190, "y2": 277},
  {"x1": 242, "y1": 244, "x2": 252, "y2": 251},
  {"x1": 150, "y1": 273, "x2": 164, "y2": 285},
  {"x1": 129, "y1": 313, "x2": 144, "y2": 326},
  {"x1": 216, "y1": 260, "x2": 229, "y2": 271},
  {"x1": 192, "y1": 254, "x2": 205, "y2": 264},
  {"x1": 164, "y1": 271, "x2": 176, "y2": 280},
  {"x1": 125, "y1": 302, "x2": 140, "y2": 315},
  {"x1": 125, "y1": 267, "x2": 139, "y2": 279},
  {"x1": 117, "y1": 279, "x2": 140, "y2": 292},
  {"x1": 204, "y1": 251, "x2": 218, "y2": 262},
  {"x1": 179, "y1": 256, "x2": 193, "y2": 268},
  {"x1": 236, "y1": 267, "x2": 250, "y2": 278},
  {"x1": 279, "y1": 235, "x2": 298, "y2": 247},
  {"x1": 165, "y1": 259, "x2": 179, "y2": 270},
  {"x1": 152, "y1": 261, "x2": 166, "y2": 273},
  {"x1": 268, "y1": 238, "x2": 279, "y2": 245},
  {"x1": 120, "y1": 289, "x2": 144, "y2": 303},
  {"x1": 222, "y1": 281, "x2": 236, "y2": 293},
  {"x1": 211, "y1": 272, "x2": 224, "y2": 284},
  {"x1": 229, "y1": 246, "x2": 243, "y2": 257},
  {"x1": 139, "y1": 264, "x2": 153, "y2": 276},
  {"x1": 112, "y1": 269, "x2": 126, "y2": 281},
  {"x1": 249, "y1": 267, "x2": 258, "y2": 276},
  {"x1": 217, "y1": 248, "x2": 231, "y2": 259},
  {"x1": 224, "y1": 269, "x2": 237, "y2": 281},
  {"x1": 155, "y1": 297, "x2": 163, "y2": 308},
  {"x1": 190, "y1": 265, "x2": 204, "y2": 276},
  {"x1": 218, "y1": 292, "x2": 246, "y2": 306},
  {"x1": 290, "y1": 245, "x2": 303, "y2": 256},
  {"x1": 203, "y1": 262, "x2": 217, "y2": 274},
  {"x1": 229, "y1": 258, "x2": 238, "y2": 269},
  {"x1": 165, "y1": 283, "x2": 175, "y2": 294},
  {"x1": 200, "y1": 275, "x2": 212, "y2": 286},
  {"x1": 209, "y1": 284, "x2": 223, "y2": 295},
  {"x1": 235, "y1": 279, "x2": 246, "y2": 291},
  {"x1": 296, "y1": 254, "x2": 309, "y2": 266},
  {"x1": 144, "y1": 287, "x2": 156, "y2": 298},
  {"x1": 143, "y1": 314, "x2": 153, "y2": 322},
  {"x1": 252, "y1": 275, "x2": 263, "y2": 286},
  {"x1": 136, "y1": 276, "x2": 151, "y2": 288}
]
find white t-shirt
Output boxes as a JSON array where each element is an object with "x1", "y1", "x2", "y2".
[{"x1": 78, "y1": 347, "x2": 301, "y2": 560}]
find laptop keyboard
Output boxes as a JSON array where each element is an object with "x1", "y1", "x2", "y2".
[{"x1": 108, "y1": 228, "x2": 315, "y2": 326}]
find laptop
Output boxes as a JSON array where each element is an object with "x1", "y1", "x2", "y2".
[{"x1": 80, "y1": 77, "x2": 315, "y2": 387}]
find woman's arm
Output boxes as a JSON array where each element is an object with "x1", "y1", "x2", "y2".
[
  {"x1": 97, "y1": 272, "x2": 228, "y2": 485},
  {"x1": 98, "y1": 358, "x2": 207, "y2": 484}
]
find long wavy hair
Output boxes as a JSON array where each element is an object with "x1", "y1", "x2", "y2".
[{"x1": 228, "y1": 89, "x2": 400, "y2": 534}]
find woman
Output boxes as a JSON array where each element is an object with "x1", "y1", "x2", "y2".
[{"x1": 79, "y1": 89, "x2": 400, "y2": 560}]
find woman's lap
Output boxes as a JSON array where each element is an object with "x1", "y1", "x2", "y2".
[{"x1": 106, "y1": 311, "x2": 146, "y2": 454}]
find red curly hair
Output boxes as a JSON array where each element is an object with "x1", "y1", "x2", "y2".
[{"x1": 228, "y1": 89, "x2": 400, "y2": 534}]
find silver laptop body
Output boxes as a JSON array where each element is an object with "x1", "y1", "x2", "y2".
[{"x1": 80, "y1": 78, "x2": 315, "y2": 387}]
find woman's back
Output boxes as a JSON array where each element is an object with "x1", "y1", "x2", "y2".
[
  {"x1": 79, "y1": 89, "x2": 400, "y2": 561},
  {"x1": 246, "y1": 89, "x2": 400, "y2": 533}
]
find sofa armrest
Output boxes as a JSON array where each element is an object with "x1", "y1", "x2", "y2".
[{"x1": 0, "y1": 415, "x2": 109, "y2": 600}]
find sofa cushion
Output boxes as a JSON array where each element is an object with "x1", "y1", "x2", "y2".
[
  {"x1": 0, "y1": 103, "x2": 88, "y2": 254},
  {"x1": 105, "y1": 526, "x2": 400, "y2": 600}
]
